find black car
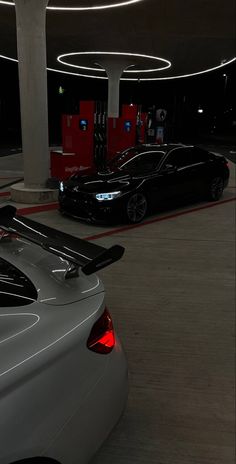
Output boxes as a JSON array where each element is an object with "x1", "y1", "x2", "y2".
[{"x1": 59, "y1": 144, "x2": 230, "y2": 224}]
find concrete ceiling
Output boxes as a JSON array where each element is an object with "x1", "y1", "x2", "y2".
[{"x1": 0, "y1": 0, "x2": 235, "y2": 80}]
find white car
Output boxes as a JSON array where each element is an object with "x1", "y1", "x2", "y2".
[{"x1": 0, "y1": 205, "x2": 128, "y2": 464}]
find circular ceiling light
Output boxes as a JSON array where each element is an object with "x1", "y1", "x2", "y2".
[
  {"x1": 0, "y1": 0, "x2": 144, "y2": 10},
  {"x1": 57, "y1": 51, "x2": 171, "y2": 73},
  {"x1": 0, "y1": 54, "x2": 235, "y2": 81}
]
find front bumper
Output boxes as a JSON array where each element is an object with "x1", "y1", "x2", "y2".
[{"x1": 59, "y1": 192, "x2": 124, "y2": 223}]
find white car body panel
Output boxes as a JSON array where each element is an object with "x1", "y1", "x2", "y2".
[{"x1": 0, "y1": 235, "x2": 128, "y2": 464}]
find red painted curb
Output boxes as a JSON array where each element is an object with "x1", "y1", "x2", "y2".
[
  {"x1": 85, "y1": 196, "x2": 236, "y2": 241},
  {"x1": 0, "y1": 191, "x2": 10, "y2": 197},
  {"x1": 17, "y1": 203, "x2": 59, "y2": 216},
  {"x1": 8, "y1": 196, "x2": 236, "y2": 242}
]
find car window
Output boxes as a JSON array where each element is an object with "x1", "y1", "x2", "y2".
[
  {"x1": 163, "y1": 147, "x2": 208, "y2": 169},
  {"x1": 192, "y1": 147, "x2": 210, "y2": 162},
  {"x1": 108, "y1": 148, "x2": 139, "y2": 169},
  {"x1": 120, "y1": 151, "x2": 165, "y2": 172},
  {"x1": 0, "y1": 257, "x2": 38, "y2": 307}
]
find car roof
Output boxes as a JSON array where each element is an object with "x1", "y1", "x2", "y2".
[{"x1": 131, "y1": 143, "x2": 190, "y2": 154}]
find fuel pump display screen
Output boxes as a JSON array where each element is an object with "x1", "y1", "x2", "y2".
[
  {"x1": 124, "y1": 121, "x2": 132, "y2": 132},
  {"x1": 79, "y1": 119, "x2": 88, "y2": 131}
]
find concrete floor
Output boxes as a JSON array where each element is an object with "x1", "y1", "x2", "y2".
[{"x1": 0, "y1": 150, "x2": 235, "y2": 464}]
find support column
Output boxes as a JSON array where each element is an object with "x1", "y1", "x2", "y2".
[
  {"x1": 98, "y1": 59, "x2": 133, "y2": 118},
  {"x1": 97, "y1": 59, "x2": 134, "y2": 161},
  {"x1": 14, "y1": 0, "x2": 51, "y2": 194}
]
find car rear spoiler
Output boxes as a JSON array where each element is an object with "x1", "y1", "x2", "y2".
[{"x1": 0, "y1": 205, "x2": 124, "y2": 276}]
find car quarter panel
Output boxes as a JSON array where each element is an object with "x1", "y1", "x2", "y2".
[
  {"x1": 0, "y1": 293, "x2": 116, "y2": 463},
  {"x1": 44, "y1": 338, "x2": 128, "y2": 464}
]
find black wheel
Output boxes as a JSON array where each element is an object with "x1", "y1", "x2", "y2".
[
  {"x1": 208, "y1": 176, "x2": 224, "y2": 201},
  {"x1": 126, "y1": 192, "x2": 147, "y2": 223}
]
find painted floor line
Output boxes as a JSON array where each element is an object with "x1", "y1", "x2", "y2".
[
  {"x1": 84, "y1": 196, "x2": 236, "y2": 241},
  {"x1": 17, "y1": 203, "x2": 59, "y2": 216},
  {"x1": 0, "y1": 191, "x2": 10, "y2": 197},
  {"x1": 3, "y1": 196, "x2": 235, "y2": 240}
]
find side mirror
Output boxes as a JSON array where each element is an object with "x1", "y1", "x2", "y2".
[{"x1": 162, "y1": 164, "x2": 177, "y2": 173}]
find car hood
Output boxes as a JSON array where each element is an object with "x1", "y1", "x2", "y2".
[{"x1": 66, "y1": 169, "x2": 139, "y2": 193}]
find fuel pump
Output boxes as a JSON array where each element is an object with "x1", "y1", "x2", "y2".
[{"x1": 94, "y1": 101, "x2": 107, "y2": 170}]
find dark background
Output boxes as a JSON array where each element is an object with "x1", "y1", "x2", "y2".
[{"x1": 0, "y1": 59, "x2": 235, "y2": 149}]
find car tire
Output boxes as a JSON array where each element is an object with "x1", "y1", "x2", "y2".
[
  {"x1": 208, "y1": 176, "x2": 224, "y2": 201},
  {"x1": 126, "y1": 192, "x2": 148, "y2": 223}
]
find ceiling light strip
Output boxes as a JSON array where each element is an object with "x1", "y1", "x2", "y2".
[
  {"x1": 0, "y1": 0, "x2": 143, "y2": 10},
  {"x1": 0, "y1": 0, "x2": 13, "y2": 5},
  {"x1": 0, "y1": 54, "x2": 235, "y2": 81},
  {"x1": 139, "y1": 57, "x2": 236, "y2": 80},
  {"x1": 57, "y1": 51, "x2": 171, "y2": 73}
]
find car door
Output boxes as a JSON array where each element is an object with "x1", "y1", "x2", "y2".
[
  {"x1": 159, "y1": 148, "x2": 190, "y2": 199},
  {"x1": 189, "y1": 147, "x2": 212, "y2": 194},
  {"x1": 160, "y1": 147, "x2": 207, "y2": 200},
  {"x1": 125, "y1": 150, "x2": 167, "y2": 206}
]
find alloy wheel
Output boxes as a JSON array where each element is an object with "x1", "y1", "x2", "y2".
[
  {"x1": 209, "y1": 176, "x2": 224, "y2": 201},
  {"x1": 126, "y1": 193, "x2": 147, "y2": 223}
]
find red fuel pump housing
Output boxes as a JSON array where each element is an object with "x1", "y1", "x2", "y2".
[
  {"x1": 62, "y1": 101, "x2": 95, "y2": 159},
  {"x1": 51, "y1": 101, "x2": 95, "y2": 180},
  {"x1": 107, "y1": 104, "x2": 138, "y2": 159}
]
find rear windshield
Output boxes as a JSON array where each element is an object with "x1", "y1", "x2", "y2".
[{"x1": 0, "y1": 257, "x2": 38, "y2": 307}]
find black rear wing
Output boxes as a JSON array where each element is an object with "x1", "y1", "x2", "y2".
[{"x1": 0, "y1": 206, "x2": 124, "y2": 275}]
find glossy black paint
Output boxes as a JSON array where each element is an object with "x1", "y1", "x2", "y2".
[{"x1": 58, "y1": 144, "x2": 230, "y2": 224}]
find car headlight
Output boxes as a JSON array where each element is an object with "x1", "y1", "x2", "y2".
[
  {"x1": 95, "y1": 191, "x2": 121, "y2": 201},
  {"x1": 59, "y1": 181, "x2": 64, "y2": 192}
]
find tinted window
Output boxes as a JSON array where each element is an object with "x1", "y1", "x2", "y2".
[
  {"x1": 192, "y1": 147, "x2": 210, "y2": 162},
  {"x1": 108, "y1": 148, "x2": 139, "y2": 169},
  {"x1": 120, "y1": 151, "x2": 165, "y2": 172},
  {"x1": 163, "y1": 147, "x2": 208, "y2": 169},
  {"x1": 0, "y1": 258, "x2": 38, "y2": 307}
]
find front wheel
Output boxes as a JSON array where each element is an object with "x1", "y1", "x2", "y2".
[
  {"x1": 126, "y1": 192, "x2": 148, "y2": 223},
  {"x1": 208, "y1": 176, "x2": 224, "y2": 201}
]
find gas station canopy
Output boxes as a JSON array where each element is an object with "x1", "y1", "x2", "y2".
[{"x1": 0, "y1": 0, "x2": 235, "y2": 80}]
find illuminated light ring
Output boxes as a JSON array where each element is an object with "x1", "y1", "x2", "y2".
[
  {"x1": 0, "y1": 1, "x2": 14, "y2": 5},
  {"x1": 57, "y1": 51, "x2": 172, "y2": 73},
  {"x1": 0, "y1": 0, "x2": 144, "y2": 10},
  {"x1": 0, "y1": 313, "x2": 40, "y2": 345},
  {"x1": 0, "y1": 54, "x2": 235, "y2": 81}
]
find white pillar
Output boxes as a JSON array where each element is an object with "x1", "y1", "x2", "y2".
[
  {"x1": 98, "y1": 59, "x2": 133, "y2": 118},
  {"x1": 15, "y1": 0, "x2": 49, "y2": 189}
]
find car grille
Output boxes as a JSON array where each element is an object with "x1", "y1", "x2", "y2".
[{"x1": 65, "y1": 188, "x2": 91, "y2": 202}]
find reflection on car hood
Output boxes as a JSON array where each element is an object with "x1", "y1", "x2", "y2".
[{"x1": 68, "y1": 170, "x2": 134, "y2": 193}]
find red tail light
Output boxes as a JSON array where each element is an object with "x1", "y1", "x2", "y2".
[{"x1": 87, "y1": 308, "x2": 115, "y2": 354}]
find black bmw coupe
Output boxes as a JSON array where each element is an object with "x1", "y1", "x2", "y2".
[{"x1": 59, "y1": 144, "x2": 230, "y2": 224}]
